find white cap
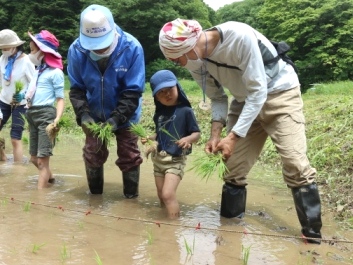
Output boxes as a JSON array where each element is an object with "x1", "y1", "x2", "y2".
[{"x1": 79, "y1": 4, "x2": 115, "y2": 50}]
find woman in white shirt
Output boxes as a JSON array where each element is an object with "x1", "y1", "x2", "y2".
[{"x1": 0, "y1": 29, "x2": 35, "y2": 162}]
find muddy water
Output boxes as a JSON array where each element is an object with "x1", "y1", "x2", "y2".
[{"x1": 0, "y1": 135, "x2": 352, "y2": 265}]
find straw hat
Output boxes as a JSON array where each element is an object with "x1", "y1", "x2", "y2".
[{"x1": 0, "y1": 29, "x2": 25, "y2": 49}]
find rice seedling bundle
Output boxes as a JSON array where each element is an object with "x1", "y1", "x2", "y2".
[
  {"x1": 129, "y1": 122, "x2": 150, "y2": 139},
  {"x1": 46, "y1": 123, "x2": 60, "y2": 145},
  {"x1": 189, "y1": 152, "x2": 228, "y2": 182},
  {"x1": 11, "y1": 80, "x2": 25, "y2": 106},
  {"x1": 86, "y1": 123, "x2": 114, "y2": 147},
  {"x1": 129, "y1": 123, "x2": 157, "y2": 158},
  {"x1": 15, "y1": 80, "x2": 24, "y2": 94}
]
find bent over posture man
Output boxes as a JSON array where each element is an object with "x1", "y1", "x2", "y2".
[
  {"x1": 158, "y1": 18, "x2": 322, "y2": 243},
  {"x1": 67, "y1": 4, "x2": 145, "y2": 198}
]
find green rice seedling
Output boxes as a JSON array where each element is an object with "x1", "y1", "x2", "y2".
[
  {"x1": 1, "y1": 198, "x2": 8, "y2": 206},
  {"x1": 86, "y1": 123, "x2": 113, "y2": 148},
  {"x1": 31, "y1": 243, "x2": 45, "y2": 254},
  {"x1": 23, "y1": 201, "x2": 31, "y2": 212},
  {"x1": 77, "y1": 221, "x2": 84, "y2": 229},
  {"x1": 159, "y1": 127, "x2": 179, "y2": 142},
  {"x1": 129, "y1": 123, "x2": 157, "y2": 158},
  {"x1": 183, "y1": 235, "x2": 195, "y2": 256},
  {"x1": 60, "y1": 243, "x2": 71, "y2": 263},
  {"x1": 148, "y1": 253, "x2": 156, "y2": 265},
  {"x1": 15, "y1": 80, "x2": 24, "y2": 94},
  {"x1": 11, "y1": 81, "x2": 25, "y2": 107},
  {"x1": 129, "y1": 122, "x2": 151, "y2": 140},
  {"x1": 57, "y1": 115, "x2": 70, "y2": 128},
  {"x1": 189, "y1": 152, "x2": 228, "y2": 182},
  {"x1": 94, "y1": 250, "x2": 103, "y2": 265},
  {"x1": 145, "y1": 226, "x2": 154, "y2": 245},
  {"x1": 241, "y1": 244, "x2": 251, "y2": 265}
]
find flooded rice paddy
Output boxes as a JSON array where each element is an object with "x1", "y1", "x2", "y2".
[{"x1": 0, "y1": 135, "x2": 352, "y2": 265}]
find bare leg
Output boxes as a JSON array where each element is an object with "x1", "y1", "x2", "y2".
[
  {"x1": 154, "y1": 176, "x2": 165, "y2": 208},
  {"x1": 30, "y1": 156, "x2": 54, "y2": 188},
  {"x1": 37, "y1": 157, "x2": 52, "y2": 189},
  {"x1": 161, "y1": 173, "x2": 181, "y2": 219},
  {"x1": 0, "y1": 137, "x2": 6, "y2": 161},
  {"x1": 11, "y1": 138, "x2": 23, "y2": 162},
  {"x1": 0, "y1": 148, "x2": 6, "y2": 161}
]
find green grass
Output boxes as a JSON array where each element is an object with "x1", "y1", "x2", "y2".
[
  {"x1": 306, "y1": 81, "x2": 353, "y2": 95},
  {"x1": 258, "y1": 81, "x2": 353, "y2": 227}
]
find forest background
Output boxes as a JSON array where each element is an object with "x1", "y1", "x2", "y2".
[
  {"x1": 1, "y1": 0, "x2": 353, "y2": 226},
  {"x1": 1, "y1": 0, "x2": 352, "y2": 90}
]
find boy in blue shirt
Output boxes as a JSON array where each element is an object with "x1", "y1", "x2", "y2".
[{"x1": 142, "y1": 70, "x2": 200, "y2": 219}]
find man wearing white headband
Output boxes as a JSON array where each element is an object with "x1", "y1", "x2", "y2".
[
  {"x1": 67, "y1": 4, "x2": 145, "y2": 198},
  {"x1": 159, "y1": 18, "x2": 322, "y2": 244}
]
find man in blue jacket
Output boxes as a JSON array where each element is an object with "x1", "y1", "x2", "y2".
[{"x1": 67, "y1": 4, "x2": 145, "y2": 198}]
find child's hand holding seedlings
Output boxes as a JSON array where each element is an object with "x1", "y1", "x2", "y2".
[
  {"x1": 140, "y1": 134, "x2": 157, "y2": 159},
  {"x1": 140, "y1": 134, "x2": 156, "y2": 145},
  {"x1": 176, "y1": 137, "x2": 192, "y2": 149},
  {"x1": 176, "y1": 132, "x2": 200, "y2": 149},
  {"x1": 140, "y1": 137, "x2": 149, "y2": 145}
]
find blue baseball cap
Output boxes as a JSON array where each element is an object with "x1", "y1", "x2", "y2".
[
  {"x1": 150, "y1": 70, "x2": 177, "y2": 96},
  {"x1": 79, "y1": 4, "x2": 115, "y2": 50}
]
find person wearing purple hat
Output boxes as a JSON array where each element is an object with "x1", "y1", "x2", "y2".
[
  {"x1": 141, "y1": 70, "x2": 200, "y2": 218},
  {"x1": 13, "y1": 29, "x2": 64, "y2": 189},
  {"x1": 0, "y1": 29, "x2": 35, "y2": 162},
  {"x1": 67, "y1": 4, "x2": 145, "y2": 197}
]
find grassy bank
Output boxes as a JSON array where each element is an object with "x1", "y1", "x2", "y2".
[
  {"x1": 15, "y1": 79, "x2": 353, "y2": 229},
  {"x1": 259, "y1": 81, "x2": 353, "y2": 229}
]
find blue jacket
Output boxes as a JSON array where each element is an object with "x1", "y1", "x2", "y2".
[{"x1": 67, "y1": 25, "x2": 145, "y2": 128}]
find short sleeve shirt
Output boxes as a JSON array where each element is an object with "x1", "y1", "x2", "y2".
[{"x1": 154, "y1": 105, "x2": 200, "y2": 156}]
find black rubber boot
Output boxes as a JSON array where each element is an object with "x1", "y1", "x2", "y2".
[
  {"x1": 122, "y1": 165, "x2": 140, "y2": 199},
  {"x1": 85, "y1": 165, "x2": 104, "y2": 194},
  {"x1": 291, "y1": 183, "x2": 322, "y2": 244},
  {"x1": 220, "y1": 183, "x2": 247, "y2": 218}
]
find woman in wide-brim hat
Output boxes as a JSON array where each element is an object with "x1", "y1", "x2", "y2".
[
  {"x1": 0, "y1": 29, "x2": 36, "y2": 162},
  {"x1": 15, "y1": 29, "x2": 65, "y2": 189}
]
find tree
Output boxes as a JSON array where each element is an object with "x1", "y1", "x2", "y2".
[
  {"x1": 217, "y1": 0, "x2": 265, "y2": 31},
  {"x1": 258, "y1": 0, "x2": 353, "y2": 89},
  {"x1": 8, "y1": 0, "x2": 83, "y2": 71},
  {"x1": 110, "y1": 0, "x2": 211, "y2": 66}
]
